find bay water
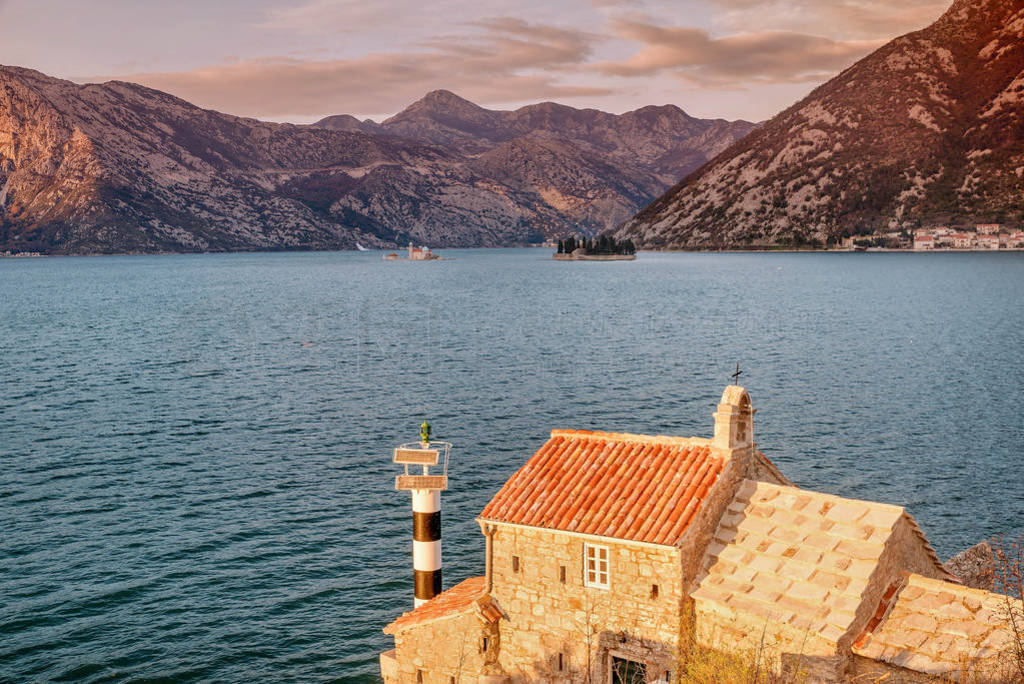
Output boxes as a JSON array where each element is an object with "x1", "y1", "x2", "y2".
[{"x1": 2, "y1": 249, "x2": 1022, "y2": 681}]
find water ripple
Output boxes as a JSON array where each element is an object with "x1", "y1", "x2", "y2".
[{"x1": 1, "y1": 249, "x2": 1022, "y2": 681}]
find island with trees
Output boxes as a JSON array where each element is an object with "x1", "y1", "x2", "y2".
[{"x1": 554, "y1": 235, "x2": 637, "y2": 261}]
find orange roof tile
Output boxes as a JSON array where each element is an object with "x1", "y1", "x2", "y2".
[
  {"x1": 383, "y1": 576, "x2": 488, "y2": 634},
  {"x1": 477, "y1": 430, "x2": 724, "y2": 546},
  {"x1": 853, "y1": 573, "x2": 1024, "y2": 677}
]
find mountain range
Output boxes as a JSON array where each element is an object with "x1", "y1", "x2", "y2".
[
  {"x1": 618, "y1": 0, "x2": 1024, "y2": 248},
  {"x1": 0, "y1": 69, "x2": 752, "y2": 254}
]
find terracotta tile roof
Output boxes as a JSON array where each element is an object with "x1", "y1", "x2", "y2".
[
  {"x1": 383, "y1": 576, "x2": 492, "y2": 634},
  {"x1": 691, "y1": 480, "x2": 943, "y2": 653},
  {"x1": 478, "y1": 430, "x2": 724, "y2": 546},
  {"x1": 853, "y1": 573, "x2": 1024, "y2": 677}
]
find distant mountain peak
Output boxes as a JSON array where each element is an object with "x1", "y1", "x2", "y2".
[
  {"x1": 618, "y1": 0, "x2": 1024, "y2": 249},
  {"x1": 420, "y1": 89, "x2": 474, "y2": 105},
  {"x1": 387, "y1": 89, "x2": 488, "y2": 121}
]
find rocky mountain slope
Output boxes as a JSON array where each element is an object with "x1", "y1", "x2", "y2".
[
  {"x1": 0, "y1": 67, "x2": 753, "y2": 254},
  {"x1": 618, "y1": 0, "x2": 1024, "y2": 249},
  {"x1": 315, "y1": 91, "x2": 751, "y2": 186}
]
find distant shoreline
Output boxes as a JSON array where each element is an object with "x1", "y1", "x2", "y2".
[
  {"x1": 553, "y1": 253, "x2": 636, "y2": 261},
  {"x1": 3, "y1": 246, "x2": 1024, "y2": 259},
  {"x1": 642, "y1": 247, "x2": 1024, "y2": 254}
]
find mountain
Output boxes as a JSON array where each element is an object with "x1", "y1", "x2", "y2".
[
  {"x1": 618, "y1": 0, "x2": 1024, "y2": 249},
  {"x1": 0, "y1": 66, "x2": 451, "y2": 253},
  {"x1": 0, "y1": 65, "x2": 755, "y2": 254},
  {"x1": 315, "y1": 91, "x2": 752, "y2": 187},
  {"x1": 319, "y1": 92, "x2": 755, "y2": 241}
]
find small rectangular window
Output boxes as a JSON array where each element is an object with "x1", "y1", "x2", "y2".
[
  {"x1": 651, "y1": 583, "x2": 659, "y2": 599},
  {"x1": 416, "y1": 671, "x2": 424, "y2": 684},
  {"x1": 512, "y1": 555, "x2": 520, "y2": 572},
  {"x1": 583, "y1": 543, "x2": 609, "y2": 589},
  {"x1": 559, "y1": 565, "x2": 566, "y2": 584},
  {"x1": 558, "y1": 653, "x2": 564, "y2": 671},
  {"x1": 482, "y1": 637, "x2": 489, "y2": 652}
]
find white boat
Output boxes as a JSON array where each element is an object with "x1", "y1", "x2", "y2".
[{"x1": 355, "y1": 242, "x2": 369, "y2": 251}]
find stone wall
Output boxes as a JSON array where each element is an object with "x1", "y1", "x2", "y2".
[
  {"x1": 389, "y1": 611, "x2": 488, "y2": 684},
  {"x1": 489, "y1": 524, "x2": 684, "y2": 682},
  {"x1": 833, "y1": 515, "x2": 950, "y2": 680}
]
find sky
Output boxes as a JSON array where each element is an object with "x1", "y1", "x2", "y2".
[{"x1": 0, "y1": 0, "x2": 949, "y2": 123}]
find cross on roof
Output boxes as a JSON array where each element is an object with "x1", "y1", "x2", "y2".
[{"x1": 732, "y1": 363, "x2": 743, "y2": 385}]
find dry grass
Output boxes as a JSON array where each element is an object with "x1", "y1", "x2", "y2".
[
  {"x1": 993, "y1": 534, "x2": 1024, "y2": 683},
  {"x1": 674, "y1": 607, "x2": 810, "y2": 684}
]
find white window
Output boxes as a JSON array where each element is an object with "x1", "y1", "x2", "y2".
[{"x1": 584, "y1": 543, "x2": 610, "y2": 589}]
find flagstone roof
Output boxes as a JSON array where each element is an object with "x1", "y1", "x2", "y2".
[
  {"x1": 478, "y1": 429, "x2": 725, "y2": 546},
  {"x1": 383, "y1": 577, "x2": 494, "y2": 634},
  {"x1": 853, "y1": 573, "x2": 1023, "y2": 677},
  {"x1": 691, "y1": 480, "x2": 947, "y2": 652}
]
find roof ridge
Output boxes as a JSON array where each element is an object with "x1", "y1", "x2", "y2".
[
  {"x1": 550, "y1": 428, "x2": 708, "y2": 447},
  {"x1": 905, "y1": 571, "x2": 1013, "y2": 600},
  {"x1": 748, "y1": 479, "x2": 907, "y2": 515}
]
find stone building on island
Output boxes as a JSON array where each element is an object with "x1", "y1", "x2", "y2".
[{"x1": 380, "y1": 386, "x2": 1022, "y2": 683}]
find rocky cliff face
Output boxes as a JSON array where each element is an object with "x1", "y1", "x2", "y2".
[
  {"x1": 0, "y1": 66, "x2": 754, "y2": 254},
  {"x1": 618, "y1": 0, "x2": 1024, "y2": 248},
  {"x1": 0, "y1": 67, "x2": 443, "y2": 253},
  {"x1": 316, "y1": 91, "x2": 752, "y2": 188},
  {"x1": 319, "y1": 92, "x2": 756, "y2": 243}
]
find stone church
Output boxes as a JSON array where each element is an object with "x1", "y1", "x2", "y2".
[{"x1": 379, "y1": 386, "x2": 1021, "y2": 683}]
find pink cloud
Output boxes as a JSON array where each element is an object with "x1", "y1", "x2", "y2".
[
  {"x1": 594, "y1": 19, "x2": 882, "y2": 86},
  {"x1": 708, "y1": 0, "x2": 947, "y2": 40},
  {"x1": 104, "y1": 18, "x2": 611, "y2": 119}
]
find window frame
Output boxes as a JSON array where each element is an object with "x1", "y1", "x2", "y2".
[
  {"x1": 610, "y1": 655, "x2": 648, "y2": 684},
  {"x1": 583, "y1": 543, "x2": 610, "y2": 590}
]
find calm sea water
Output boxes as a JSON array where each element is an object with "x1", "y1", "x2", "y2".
[{"x1": 2, "y1": 249, "x2": 1022, "y2": 682}]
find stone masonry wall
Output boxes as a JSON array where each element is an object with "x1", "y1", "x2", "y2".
[
  {"x1": 834, "y1": 516, "x2": 950, "y2": 680},
  {"x1": 391, "y1": 612, "x2": 488, "y2": 684},
  {"x1": 489, "y1": 524, "x2": 684, "y2": 683}
]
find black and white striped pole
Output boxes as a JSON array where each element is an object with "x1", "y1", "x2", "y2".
[
  {"x1": 411, "y1": 488, "x2": 441, "y2": 606},
  {"x1": 393, "y1": 422, "x2": 451, "y2": 608}
]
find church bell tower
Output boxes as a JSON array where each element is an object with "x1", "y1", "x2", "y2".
[{"x1": 712, "y1": 384, "x2": 755, "y2": 453}]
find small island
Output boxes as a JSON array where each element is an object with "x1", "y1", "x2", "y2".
[
  {"x1": 554, "y1": 235, "x2": 636, "y2": 261},
  {"x1": 383, "y1": 242, "x2": 446, "y2": 261}
]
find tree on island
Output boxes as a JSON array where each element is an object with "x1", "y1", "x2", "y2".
[{"x1": 555, "y1": 234, "x2": 635, "y2": 255}]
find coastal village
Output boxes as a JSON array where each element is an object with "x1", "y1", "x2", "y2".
[
  {"x1": 909, "y1": 226, "x2": 1024, "y2": 251},
  {"x1": 842, "y1": 225, "x2": 1024, "y2": 251},
  {"x1": 380, "y1": 386, "x2": 1023, "y2": 683}
]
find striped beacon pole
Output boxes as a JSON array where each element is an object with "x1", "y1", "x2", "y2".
[{"x1": 393, "y1": 422, "x2": 451, "y2": 608}]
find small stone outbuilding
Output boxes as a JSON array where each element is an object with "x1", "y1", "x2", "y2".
[{"x1": 380, "y1": 386, "x2": 1022, "y2": 683}]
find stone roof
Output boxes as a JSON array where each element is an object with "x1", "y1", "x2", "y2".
[
  {"x1": 853, "y1": 573, "x2": 1024, "y2": 677},
  {"x1": 383, "y1": 577, "x2": 494, "y2": 634},
  {"x1": 690, "y1": 480, "x2": 947, "y2": 653},
  {"x1": 478, "y1": 429, "x2": 724, "y2": 546}
]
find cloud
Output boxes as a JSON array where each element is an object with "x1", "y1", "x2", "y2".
[
  {"x1": 257, "y1": 0, "x2": 408, "y2": 35},
  {"x1": 707, "y1": 0, "x2": 947, "y2": 40},
  {"x1": 106, "y1": 18, "x2": 610, "y2": 119},
  {"x1": 594, "y1": 19, "x2": 882, "y2": 87}
]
